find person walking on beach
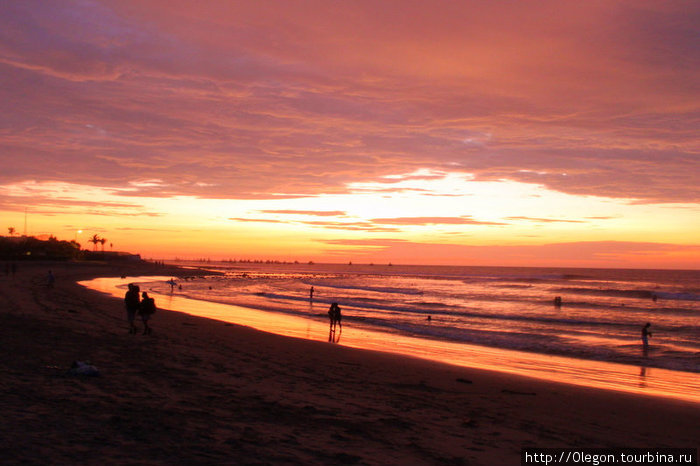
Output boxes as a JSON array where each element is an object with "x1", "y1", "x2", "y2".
[
  {"x1": 309, "y1": 286, "x2": 314, "y2": 302},
  {"x1": 139, "y1": 291, "x2": 157, "y2": 335},
  {"x1": 328, "y1": 302, "x2": 336, "y2": 329},
  {"x1": 46, "y1": 270, "x2": 55, "y2": 288},
  {"x1": 333, "y1": 303, "x2": 342, "y2": 330},
  {"x1": 328, "y1": 302, "x2": 342, "y2": 342},
  {"x1": 124, "y1": 284, "x2": 141, "y2": 334}
]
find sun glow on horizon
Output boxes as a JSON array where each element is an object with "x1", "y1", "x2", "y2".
[{"x1": 1, "y1": 170, "x2": 698, "y2": 268}]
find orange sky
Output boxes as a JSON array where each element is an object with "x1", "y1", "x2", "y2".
[{"x1": 1, "y1": 1, "x2": 698, "y2": 268}]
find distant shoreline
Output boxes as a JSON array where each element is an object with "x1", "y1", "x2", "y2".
[{"x1": 165, "y1": 258, "x2": 700, "y2": 273}]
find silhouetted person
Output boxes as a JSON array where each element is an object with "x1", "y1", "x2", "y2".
[
  {"x1": 309, "y1": 286, "x2": 314, "y2": 302},
  {"x1": 553, "y1": 296, "x2": 562, "y2": 307},
  {"x1": 124, "y1": 284, "x2": 141, "y2": 334},
  {"x1": 642, "y1": 322, "x2": 652, "y2": 354},
  {"x1": 168, "y1": 278, "x2": 176, "y2": 292},
  {"x1": 46, "y1": 270, "x2": 55, "y2": 288},
  {"x1": 334, "y1": 303, "x2": 342, "y2": 329},
  {"x1": 328, "y1": 302, "x2": 336, "y2": 328},
  {"x1": 328, "y1": 302, "x2": 342, "y2": 342},
  {"x1": 139, "y1": 292, "x2": 157, "y2": 335}
]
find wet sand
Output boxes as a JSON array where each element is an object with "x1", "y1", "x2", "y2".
[
  {"x1": 84, "y1": 275, "x2": 700, "y2": 404},
  {"x1": 1, "y1": 261, "x2": 698, "y2": 465}
]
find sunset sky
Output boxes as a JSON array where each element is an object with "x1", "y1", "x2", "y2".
[{"x1": 1, "y1": 1, "x2": 698, "y2": 268}]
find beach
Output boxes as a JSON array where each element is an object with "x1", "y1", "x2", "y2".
[{"x1": 1, "y1": 261, "x2": 698, "y2": 465}]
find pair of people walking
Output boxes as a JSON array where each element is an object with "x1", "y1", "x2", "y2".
[
  {"x1": 124, "y1": 284, "x2": 157, "y2": 335},
  {"x1": 328, "y1": 302, "x2": 342, "y2": 343}
]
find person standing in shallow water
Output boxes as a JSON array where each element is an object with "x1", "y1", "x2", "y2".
[
  {"x1": 641, "y1": 322, "x2": 652, "y2": 354},
  {"x1": 124, "y1": 284, "x2": 140, "y2": 334},
  {"x1": 642, "y1": 322, "x2": 651, "y2": 358},
  {"x1": 139, "y1": 292, "x2": 157, "y2": 335}
]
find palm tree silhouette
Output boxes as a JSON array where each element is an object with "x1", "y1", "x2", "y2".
[
  {"x1": 7, "y1": 227, "x2": 16, "y2": 236},
  {"x1": 99, "y1": 238, "x2": 107, "y2": 252},
  {"x1": 89, "y1": 234, "x2": 101, "y2": 251}
]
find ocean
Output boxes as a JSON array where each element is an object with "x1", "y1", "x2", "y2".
[{"x1": 153, "y1": 262, "x2": 699, "y2": 375}]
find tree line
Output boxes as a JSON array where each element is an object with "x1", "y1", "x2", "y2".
[{"x1": 0, "y1": 235, "x2": 81, "y2": 260}]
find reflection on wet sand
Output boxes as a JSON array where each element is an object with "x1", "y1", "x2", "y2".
[
  {"x1": 329, "y1": 325, "x2": 342, "y2": 344},
  {"x1": 639, "y1": 366, "x2": 648, "y2": 388}
]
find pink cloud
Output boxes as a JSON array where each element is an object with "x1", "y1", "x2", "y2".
[
  {"x1": 259, "y1": 210, "x2": 346, "y2": 217},
  {"x1": 370, "y1": 217, "x2": 507, "y2": 226},
  {"x1": 0, "y1": 0, "x2": 697, "y2": 204},
  {"x1": 0, "y1": 193, "x2": 162, "y2": 217},
  {"x1": 301, "y1": 221, "x2": 401, "y2": 233}
]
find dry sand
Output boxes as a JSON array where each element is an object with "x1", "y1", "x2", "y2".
[{"x1": 1, "y1": 261, "x2": 698, "y2": 465}]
